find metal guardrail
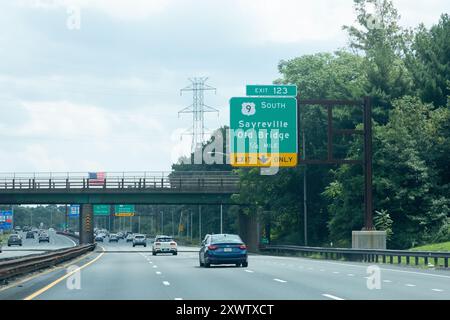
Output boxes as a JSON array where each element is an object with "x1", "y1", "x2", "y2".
[
  {"x1": 260, "y1": 245, "x2": 450, "y2": 268},
  {"x1": 0, "y1": 171, "x2": 239, "y2": 193},
  {"x1": 0, "y1": 243, "x2": 96, "y2": 282}
]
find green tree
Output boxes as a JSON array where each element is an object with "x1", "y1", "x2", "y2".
[
  {"x1": 405, "y1": 14, "x2": 450, "y2": 107},
  {"x1": 343, "y1": 0, "x2": 413, "y2": 122},
  {"x1": 374, "y1": 209, "x2": 393, "y2": 241}
]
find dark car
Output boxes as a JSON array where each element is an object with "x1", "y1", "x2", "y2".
[
  {"x1": 7, "y1": 234, "x2": 23, "y2": 246},
  {"x1": 38, "y1": 233, "x2": 50, "y2": 243},
  {"x1": 199, "y1": 234, "x2": 248, "y2": 268},
  {"x1": 95, "y1": 235, "x2": 104, "y2": 242},
  {"x1": 109, "y1": 234, "x2": 119, "y2": 242},
  {"x1": 26, "y1": 231, "x2": 35, "y2": 239}
]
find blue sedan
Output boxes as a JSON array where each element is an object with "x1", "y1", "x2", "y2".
[{"x1": 199, "y1": 234, "x2": 248, "y2": 268}]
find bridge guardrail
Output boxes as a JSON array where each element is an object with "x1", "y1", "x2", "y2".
[
  {"x1": 260, "y1": 245, "x2": 450, "y2": 269},
  {"x1": 0, "y1": 171, "x2": 239, "y2": 193},
  {"x1": 0, "y1": 243, "x2": 96, "y2": 282}
]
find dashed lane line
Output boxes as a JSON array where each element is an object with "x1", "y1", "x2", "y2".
[{"x1": 322, "y1": 294, "x2": 344, "y2": 300}]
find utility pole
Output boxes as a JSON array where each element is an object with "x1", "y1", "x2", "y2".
[
  {"x1": 303, "y1": 121, "x2": 308, "y2": 246},
  {"x1": 171, "y1": 209, "x2": 174, "y2": 237},
  {"x1": 138, "y1": 215, "x2": 141, "y2": 234},
  {"x1": 220, "y1": 204, "x2": 223, "y2": 234},
  {"x1": 161, "y1": 210, "x2": 164, "y2": 235},
  {"x1": 178, "y1": 77, "x2": 219, "y2": 152},
  {"x1": 190, "y1": 210, "x2": 193, "y2": 240},
  {"x1": 199, "y1": 205, "x2": 202, "y2": 243}
]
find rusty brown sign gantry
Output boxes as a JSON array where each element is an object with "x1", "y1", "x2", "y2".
[{"x1": 297, "y1": 97, "x2": 373, "y2": 230}]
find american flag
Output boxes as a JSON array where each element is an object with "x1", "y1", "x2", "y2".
[{"x1": 88, "y1": 172, "x2": 106, "y2": 186}]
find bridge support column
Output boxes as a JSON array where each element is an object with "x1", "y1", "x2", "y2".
[
  {"x1": 79, "y1": 204, "x2": 94, "y2": 244},
  {"x1": 239, "y1": 211, "x2": 260, "y2": 253}
]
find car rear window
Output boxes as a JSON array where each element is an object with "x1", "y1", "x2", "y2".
[
  {"x1": 211, "y1": 234, "x2": 242, "y2": 244},
  {"x1": 135, "y1": 235, "x2": 145, "y2": 239},
  {"x1": 156, "y1": 237, "x2": 172, "y2": 242}
]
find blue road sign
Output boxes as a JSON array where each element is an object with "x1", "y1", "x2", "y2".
[
  {"x1": 0, "y1": 210, "x2": 13, "y2": 230},
  {"x1": 68, "y1": 205, "x2": 80, "y2": 218}
]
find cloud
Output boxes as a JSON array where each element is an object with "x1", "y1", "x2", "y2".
[{"x1": 17, "y1": 0, "x2": 174, "y2": 20}]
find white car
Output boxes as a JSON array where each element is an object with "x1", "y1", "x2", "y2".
[{"x1": 152, "y1": 235, "x2": 177, "y2": 255}]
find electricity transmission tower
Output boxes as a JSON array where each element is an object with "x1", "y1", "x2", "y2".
[{"x1": 178, "y1": 77, "x2": 219, "y2": 152}]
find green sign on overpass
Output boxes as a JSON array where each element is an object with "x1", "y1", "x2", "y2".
[
  {"x1": 93, "y1": 204, "x2": 110, "y2": 216},
  {"x1": 115, "y1": 204, "x2": 135, "y2": 217}
]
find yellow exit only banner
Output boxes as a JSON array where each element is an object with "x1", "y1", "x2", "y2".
[{"x1": 230, "y1": 153, "x2": 298, "y2": 167}]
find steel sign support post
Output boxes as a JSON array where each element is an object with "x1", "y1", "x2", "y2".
[{"x1": 363, "y1": 97, "x2": 374, "y2": 230}]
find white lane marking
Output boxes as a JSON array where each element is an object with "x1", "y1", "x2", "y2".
[
  {"x1": 163, "y1": 281, "x2": 170, "y2": 286},
  {"x1": 59, "y1": 234, "x2": 77, "y2": 247},
  {"x1": 383, "y1": 280, "x2": 392, "y2": 283},
  {"x1": 175, "y1": 298, "x2": 183, "y2": 300},
  {"x1": 156, "y1": 271, "x2": 162, "y2": 275},
  {"x1": 347, "y1": 274, "x2": 354, "y2": 276},
  {"x1": 333, "y1": 271, "x2": 340, "y2": 274},
  {"x1": 244, "y1": 270, "x2": 254, "y2": 273},
  {"x1": 432, "y1": 289, "x2": 443, "y2": 292},
  {"x1": 153, "y1": 265, "x2": 158, "y2": 268},
  {"x1": 149, "y1": 261, "x2": 153, "y2": 264},
  {"x1": 273, "y1": 278, "x2": 287, "y2": 283},
  {"x1": 322, "y1": 294, "x2": 344, "y2": 300},
  {"x1": 405, "y1": 284, "x2": 416, "y2": 287}
]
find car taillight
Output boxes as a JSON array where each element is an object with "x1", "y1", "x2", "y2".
[
  {"x1": 208, "y1": 245, "x2": 218, "y2": 250},
  {"x1": 155, "y1": 242, "x2": 161, "y2": 246},
  {"x1": 239, "y1": 244, "x2": 247, "y2": 250},
  {"x1": 170, "y1": 242, "x2": 176, "y2": 246}
]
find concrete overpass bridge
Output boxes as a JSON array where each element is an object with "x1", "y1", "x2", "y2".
[
  {"x1": 0, "y1": 171, "x2": 239, "y2": 205},
  {"x1": 0, "y1": 171, "x2": 263, "y2": 248}
]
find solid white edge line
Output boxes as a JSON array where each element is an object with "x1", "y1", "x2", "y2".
[
  {"x1": 263, "y1": 255, "x2": 450, "y2": 279},
  {"x1": 273, "y1": 278, "x2": 287, "y2": 283},
  {"x1": 431, "y1": 289, "x2": 443, "y2": 292},
  {"x1": 322, "y1": 294, "x2": 344, "y2": 300}
]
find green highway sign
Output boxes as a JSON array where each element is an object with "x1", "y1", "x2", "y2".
[
  {"x1": 229, "y1": 96, "x2": 298, "y2": 167},
  {"x1": 114, "y1": 204, "x2": 135, "y2": 217},
  {"x1": 93, "y1": 204, "x2": 110, "y2": 216},
  {"x1": 246, "y1": 84, "x2": 297, "y2": 97}
]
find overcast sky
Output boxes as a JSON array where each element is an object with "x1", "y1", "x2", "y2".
[{"x1": 0, "y1": 0, "x2": 448, "y2": 173}]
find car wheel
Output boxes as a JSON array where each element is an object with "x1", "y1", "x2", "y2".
[
  {"x1": 152, "y1": 251, "x2": 156, "y2": 256},
  {"x1": 133, "y1": 244, "x2": 135, "y2": 247},
  {"x1": 235, "y1": 263, "x2": 240, "y2": 267},
  {"x1": 199, "y1": 259, "x2": 204, "y2": 267},
  {"x1": 204, "y1": 257, "x2": 211, "y2": 268},
  {"x1": 242, "y1": 262, "x2": 248, "y2": 268},
  {"x1": 173, "y1": 252, "x2": 177, "y2": 255},
  {"x1": 144, "y1": 245, "x2": 147, "y2": 247}
]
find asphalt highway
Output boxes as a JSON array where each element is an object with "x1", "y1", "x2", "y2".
[
  {"x1": 0, "y1": 240, "x2": 449, "y2": 300},
  {"x1": 0, "y1": 231, "x2": 76, "y2": 259}
]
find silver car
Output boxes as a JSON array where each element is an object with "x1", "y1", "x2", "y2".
[{"x1": 132, "y1": 234, "x2": 147, "y2": 247}]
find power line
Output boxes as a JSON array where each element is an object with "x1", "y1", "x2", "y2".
[{"x1": 178, "y1": 77, "x2": 219, "y2": 152}]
